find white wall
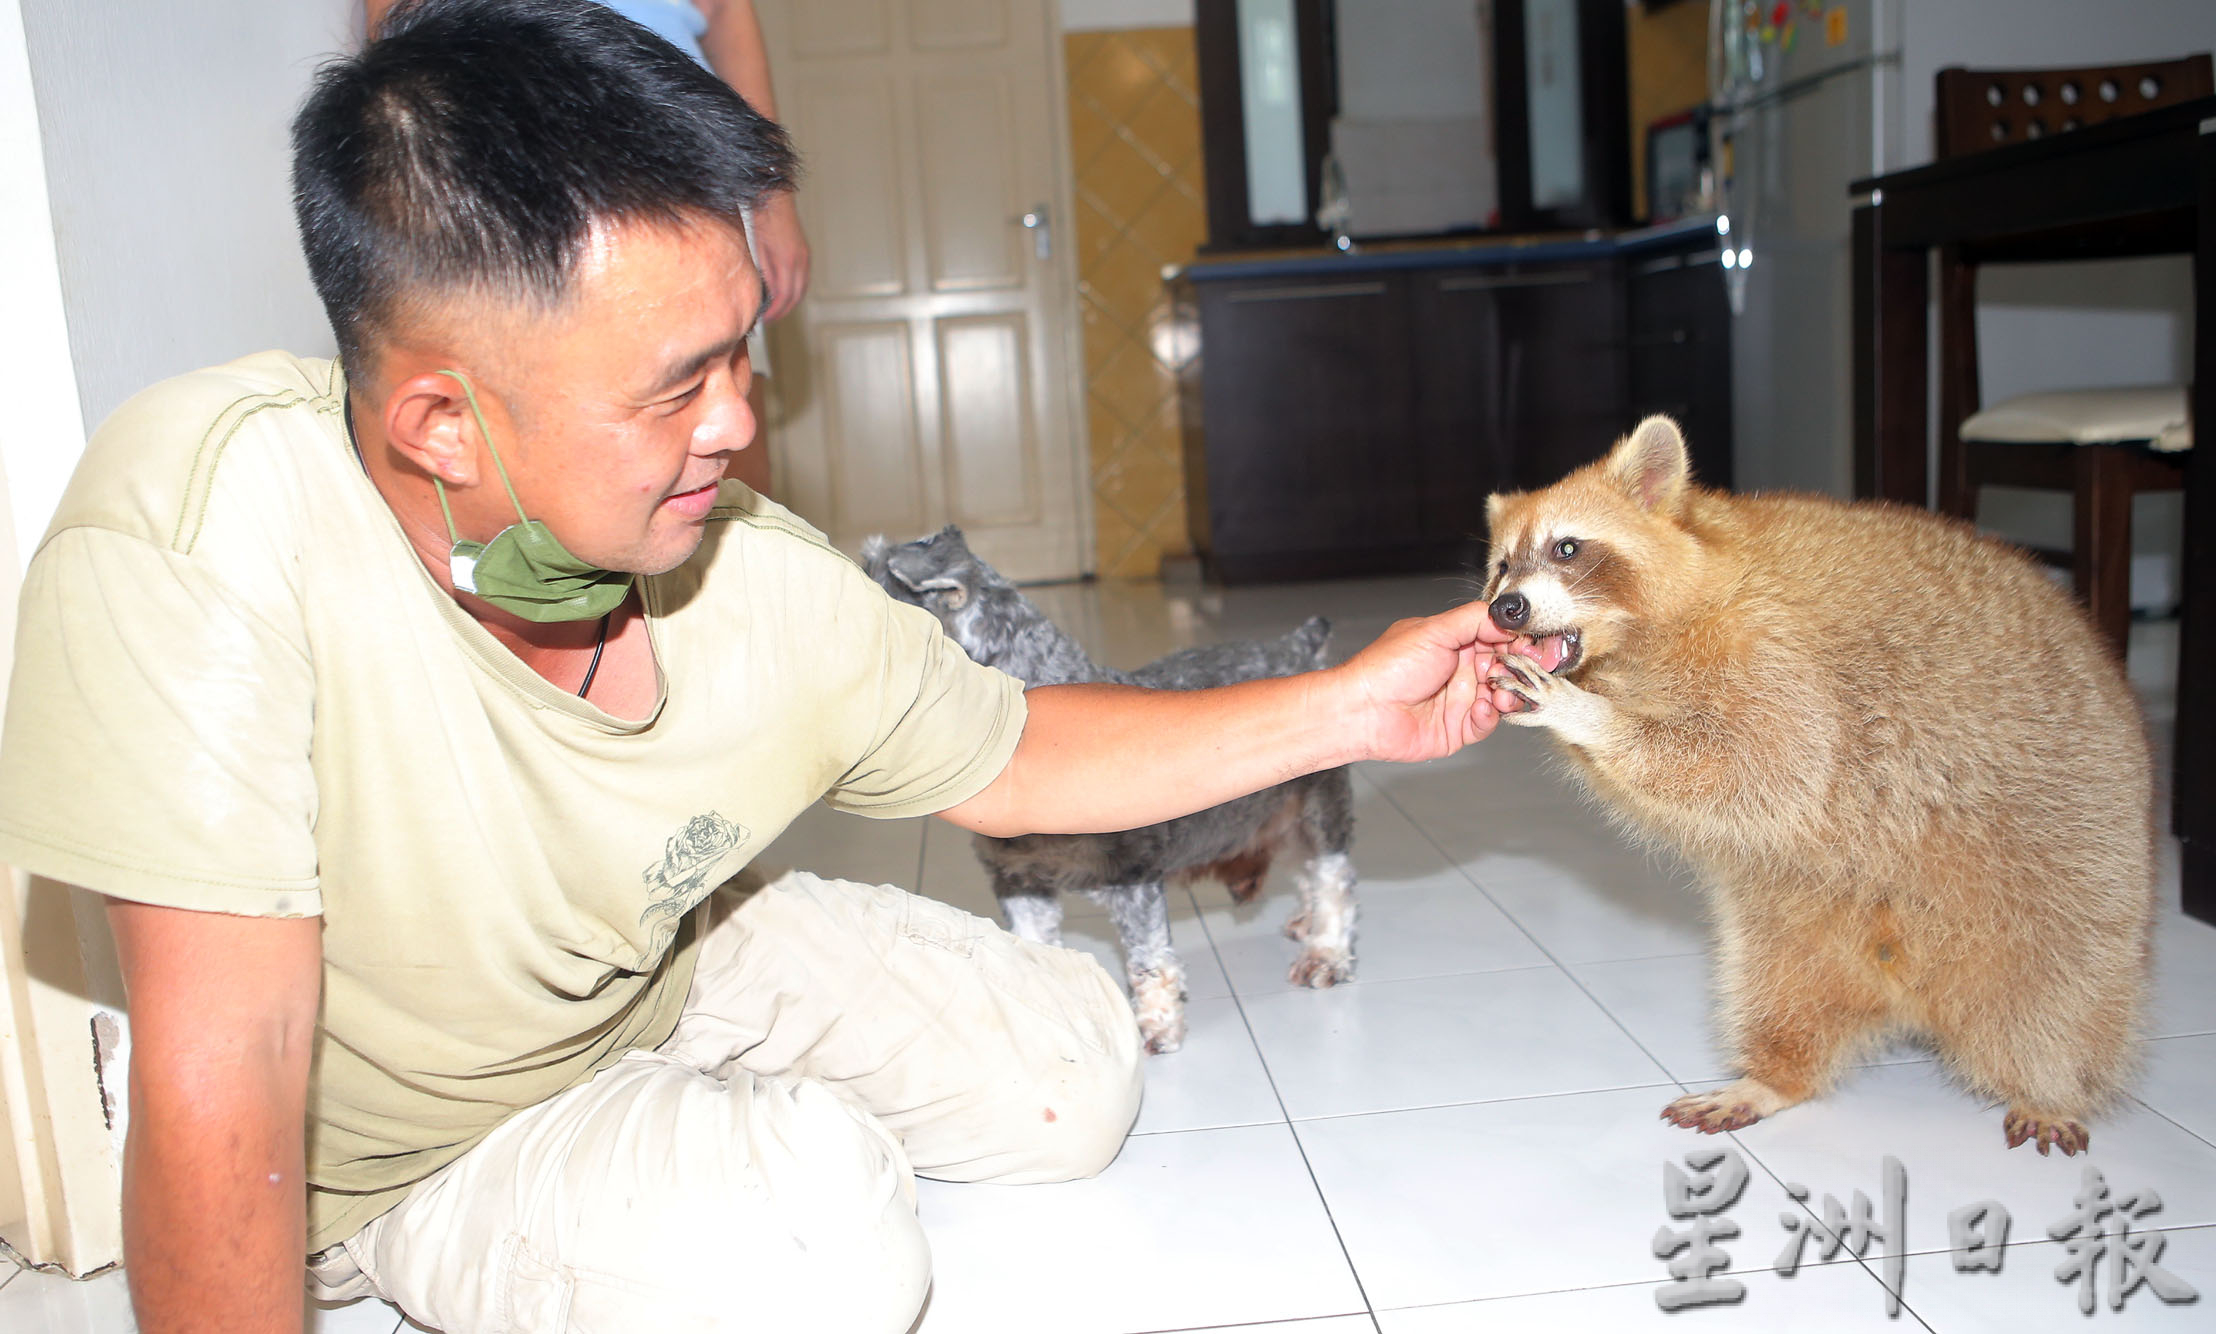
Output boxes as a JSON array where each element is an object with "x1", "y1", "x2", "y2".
[
  {"x1": 0, "y1": 0, "x2": 356, "y2": 1273},
  {"x1": 0, "y1": 0, "x2": 82, "y2": 563},
  {"x1": 1061, "y1": 0, "x2": 1192, "y2": 32},
  {"x1": 20, "y1": 0, "x2": 356, "y2": 450},
  {"x1": 1892, "y1": 0, "x2": 2214, "y2": 601}
]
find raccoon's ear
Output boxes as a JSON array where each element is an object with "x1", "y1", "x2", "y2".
[
  {"x1": 1484, "y1": 492, "x2": 1506, "y2": 536},
  {"x1": 1604, "y1": 416, "x2": 1690, "y2": 513}
]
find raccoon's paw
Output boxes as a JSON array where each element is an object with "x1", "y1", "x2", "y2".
[
  {"x1": 1661, "y1": 1080, "x2": 1796, "y2": 1134},
  {"x1": 1488, "y1": 655, "x2": 1608, "y2": 745},
  {"x1": 2003, "y1": 1108, "x2": 2090, "y2": 1157}
]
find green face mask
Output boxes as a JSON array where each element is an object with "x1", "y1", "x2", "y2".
[{"x1": 431, "y1": 369, "x2": 634, "y2": 623}]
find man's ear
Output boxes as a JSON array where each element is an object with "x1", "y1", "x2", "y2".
[
  {"x1": 1603, "y1": 415, "x2": 1691, "y2": 513},
  {"x1": 383, "y1": 370, "x2": 484, "y2": 487}
]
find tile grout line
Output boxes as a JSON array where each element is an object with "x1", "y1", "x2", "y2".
[
  {"x1": 2125, "y1": 1087, "x2": 2216, "y2": 1155},
  {"x1": 1263, "y1": 1080, "x2": 1696, "y2": 1130},
  {"x1": 1358, "y1": 771, "x2": 1697, "y2": 1093},
  {"x1": 1119, "y1": 1312, "x2": 1376, "y2": 1334},
  {"x1": 1184, "y1": 880, "x2": 1386, "y2": 1326}
]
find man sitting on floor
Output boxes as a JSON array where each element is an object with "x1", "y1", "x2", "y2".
[{"x1": 0, "y1": 2, "x2": 1519, "y2": 1330}]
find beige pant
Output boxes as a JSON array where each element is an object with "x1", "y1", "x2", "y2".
[{"x1": 309, "y1": 870, "x2": 1144, "y2": 1333}]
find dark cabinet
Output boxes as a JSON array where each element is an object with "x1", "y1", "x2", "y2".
[
  {"x1": 1181, "y1": 228, "x2": 1730, "y2": 583},
  {"x1": 1408, "y1": 261, "x2": 1625, "y2": 543},
  {"x1": 1625, "y1": 243, "x2": 1735, "y2": 491},
  {"x1": 1468, "y1": 263, "x2": 1628, "y2": 491},
  {"x1": 1188, "y1": 274, "x2": 1429, "y2": 582}
]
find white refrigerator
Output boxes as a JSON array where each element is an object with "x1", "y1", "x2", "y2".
[{"x1": 1709, "y1": 0, "x2": 1904, "y2": 499}]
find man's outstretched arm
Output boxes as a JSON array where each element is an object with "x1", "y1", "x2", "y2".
[
  {"x1": 107, "y1": 899, "x2": 323, "y2": 1334},
  {"x1": 940, "y1": 600, "x2": 1519, "y2": 839}
]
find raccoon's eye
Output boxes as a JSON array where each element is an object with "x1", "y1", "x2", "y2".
[{"x1": 1552, "y1": 538, "x2": 1580, "y2": 560}]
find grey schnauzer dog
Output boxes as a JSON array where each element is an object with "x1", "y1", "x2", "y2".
[{"x1": 862, "y1": 526, "x2": 1358, "y2": 1053}]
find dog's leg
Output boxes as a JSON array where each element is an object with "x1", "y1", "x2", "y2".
[
  {"x1": 995, "y1": 878, "x2": 1064, "y2": 947},
  {"x1": 1287, "y1": 850, "x2": 1357, "y2": 987},
  {"x1": 1284, "y1": 772, "x2": 1357, "y2": 987},
  {"x1": 1107, "y1": 883, "x2": 1187, "y2": 1054}
]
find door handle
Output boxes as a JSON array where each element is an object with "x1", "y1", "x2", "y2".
[{"x1": 1016, "y1": 203, "x2": 1051, "y2": 260}]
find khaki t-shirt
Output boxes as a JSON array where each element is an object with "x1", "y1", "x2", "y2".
[{"x1": 0, "y1": 351, "x2": 1026, "y2": 1250}]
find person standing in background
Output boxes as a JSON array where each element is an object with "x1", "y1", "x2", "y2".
[{"x1": 364, "y1": 0, "x2": 807, "y2": 497}]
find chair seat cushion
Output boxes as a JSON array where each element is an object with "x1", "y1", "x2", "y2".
[{"x1": 1961, "y1": 385, "x2": 2191, "y2": 452}]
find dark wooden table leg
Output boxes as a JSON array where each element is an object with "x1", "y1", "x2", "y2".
[
  {"x1": 1853, "y1": 205, "x2": 1880, "y2": 498},
  {"x1": 2074, "y1": 446, "x2": 2134, "y2": 656},
  {"x1": 1852, "y1": 201, "x2": 1930, "y2": 505},
  {"x1": 2179, "y1": 118, "x2": 2216, "y2": 925}
]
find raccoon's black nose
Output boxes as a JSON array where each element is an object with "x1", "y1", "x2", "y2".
[{"x1": 1490, "y1": 592, "x2": 1531, "y2": 632}]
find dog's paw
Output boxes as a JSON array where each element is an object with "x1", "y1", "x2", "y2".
[
  {"x1": 1139, "y1": 1009, "x2": 1186, "y2": 1055},
  {"x1": 2003, "y1": 1108, "x2": 2090, "y2": 1156},
  {"x1": 1131, "y1": 966, "x2": 1188, "y2": 1055},
  {"x1": 1283, "y1": 908, "x2": 1311, "y2": 943},
  {"x1": 1288, "y1": 947, "x2": 1352, "y2": 988},
  {"x1": 1488, "y1": 655, "x2": 1607, "y2": 744},
  {"x1": 1661, "y1": 1080, "x2": 1795, "y2": 1134}
]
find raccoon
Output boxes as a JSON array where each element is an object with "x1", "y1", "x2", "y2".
[{"x1": 1481, "y1": 416, "x2": 2154, "y2": 1155}]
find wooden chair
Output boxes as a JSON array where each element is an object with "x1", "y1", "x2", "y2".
[{"x1": 1932, "y1": 55, "x2": 2209, "y2": 653}]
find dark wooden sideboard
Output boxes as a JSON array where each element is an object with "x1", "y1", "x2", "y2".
[{"x1": 1174, "y1": 222, "x2": 1732, "y2": 583}]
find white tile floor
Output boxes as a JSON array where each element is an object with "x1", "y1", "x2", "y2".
[{"x1": 7, "y1": 577, "x2": 2209, "y2": 1333}]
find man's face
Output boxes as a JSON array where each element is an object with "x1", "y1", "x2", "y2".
[{"x1": 441, "y1": 215, "x2": 764, "y2": 576}]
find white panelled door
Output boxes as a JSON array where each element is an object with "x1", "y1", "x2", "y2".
[{"x1": 758, "y1": 0, "x2": 1088, "y2": 580}]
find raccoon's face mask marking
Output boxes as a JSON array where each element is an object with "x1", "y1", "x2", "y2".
[{"x1": 1483, "y1": 520, "x2": 1631, "y2": 676}]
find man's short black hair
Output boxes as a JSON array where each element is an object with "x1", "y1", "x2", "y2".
[{"x1": 293, "y1": 0, "x2": 797, "y2": 377}]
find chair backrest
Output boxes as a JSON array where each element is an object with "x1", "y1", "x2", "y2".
[{"x1": 1934, "y1": 54, "x2": 2213, "y2": 160}]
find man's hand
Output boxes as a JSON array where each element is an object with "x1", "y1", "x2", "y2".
[
  {"x1": 1326, "y1": 599, "x2": 1524, "y2": 764},
  {"x1": 751, "y1": 191, "x2": 810, "y2": 323}
]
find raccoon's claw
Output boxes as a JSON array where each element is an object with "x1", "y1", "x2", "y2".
[
  {"x1": 2004, "y1": 1109, "x2": 2089, "y2": 1156},
  {"x1": 1488, "y1": 652, "x2": 1607, "y2": 743},
  {"x1": 1661, "y1": 1095, "x2": 1761, "y2": 1134},
  {"x1": 1660, "y1": 1080, "x2": 1795, "y2": 1134},
  {"x1": 1487, "y1": 657, "x2": 1543, "y2": 714}
]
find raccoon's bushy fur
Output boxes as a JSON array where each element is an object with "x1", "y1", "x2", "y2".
[{"x1": 1483, "y1": 417, "x2": 2154, "y2": 1154}]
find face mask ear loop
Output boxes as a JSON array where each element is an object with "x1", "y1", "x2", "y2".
[
  {"x1": 432, "y1": 472, "x2": 464, "y2": 546},
  {"x1": 433, "y1": 369, "x2": 529, "y2": 521}
]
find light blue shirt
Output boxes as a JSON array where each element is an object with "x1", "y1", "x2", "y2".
[{"x1": 594, "y1": 0, "x2": 711, "y2": 69}]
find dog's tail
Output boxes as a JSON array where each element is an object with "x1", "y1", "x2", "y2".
[{"x1": 1289, "y1": 615, "x2": 1332, "y2": 668}]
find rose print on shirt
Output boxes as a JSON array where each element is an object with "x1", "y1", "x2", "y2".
[{"x1": 640, "y1": 811, "x2": 748, "y2": 954}]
